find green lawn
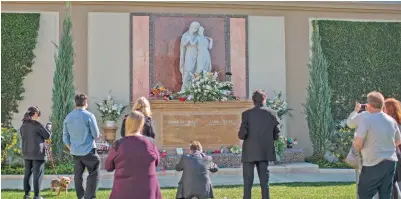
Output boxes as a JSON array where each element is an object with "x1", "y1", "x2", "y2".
[{"x1": 2, "y1": 182, "x2": 356, "y2": 199}]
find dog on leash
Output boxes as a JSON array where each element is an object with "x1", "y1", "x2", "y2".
[{"x1": 50, "y1": 176, "x2": 73, "y2": 196}]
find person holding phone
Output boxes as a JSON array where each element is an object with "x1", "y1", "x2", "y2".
[
  {"x1": 351, "y1": 92, "x2": 401, "y2": 199},
  {"x1": 347, "y1": 102, "x2": 378, "y2": 199},
  {"x1": 20, "y1": 106, "x2": 51, "y2": 199}
]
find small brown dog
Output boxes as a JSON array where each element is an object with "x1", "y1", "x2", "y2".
[{"x1": 50, "y1": 176, "x2": 73, "y2": 196}]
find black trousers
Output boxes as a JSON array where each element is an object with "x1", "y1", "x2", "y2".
[
  {"x1": 73, "y1": 149, "x2": 100, "y2": 199},
  {"x1": 23, "y1": 159, "x2": 45, "y2": 197},
  {"x1": 393, "y1": 154, "x2": 401, "y2": 198},
  {"x1": 242, "y1": 161, "x2": 270, "y2": 199},
  {"x1": 358, "y1": 160, "x2": 396, "y2": 199}
]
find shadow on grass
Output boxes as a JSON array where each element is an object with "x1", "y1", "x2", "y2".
[{"x1": 2, "y1": 182, "x2": 355, "y2": 193}]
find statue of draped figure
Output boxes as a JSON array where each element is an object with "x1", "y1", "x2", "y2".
[{"x1": 179, "y1": 22, "x2": 213, "y2": 92}]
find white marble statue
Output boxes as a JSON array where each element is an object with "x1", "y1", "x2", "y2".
[
  {"x1": 195, "y1": 26, "x2": 213, "y2": 74},
  {"x1": 179, "y1": 22, "x2": 214, "y2": 92},
  {"x1": 179, "y1": 21, "x2": 200, "y2": 92}
]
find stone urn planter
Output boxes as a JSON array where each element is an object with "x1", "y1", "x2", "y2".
[
  {"x1": 103, "y1": 126, "x2": 118, "y2": 144},
  {"x1": 105, "y1": 120, "x2": 116, "y2": 128}
]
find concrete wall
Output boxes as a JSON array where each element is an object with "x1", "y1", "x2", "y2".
[
  {"x1": 11, "y1": 12, "x2": 59, "y2": 129},
  {"x1": 87, "y1": 12, "x2": 130, "y2": 129},
  {"x1": 248, "y1": 16, "x2": 287, "y2": 136}
]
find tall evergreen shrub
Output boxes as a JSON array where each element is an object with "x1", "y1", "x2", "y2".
[
  {"x1": 304, "y1": 21, "x2": 335, "y2": 158},
  {"x1": 50, "y1": 2, "x2": 76, "y2": 161}
]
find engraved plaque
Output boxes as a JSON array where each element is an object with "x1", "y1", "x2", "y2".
[{"x1": 162, "y1": 114, "x2": 240, "y2": 148}]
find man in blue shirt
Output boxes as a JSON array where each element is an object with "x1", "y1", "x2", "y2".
[{"x1": 63, "y1": 94, "x2": 100, "y2": 199}]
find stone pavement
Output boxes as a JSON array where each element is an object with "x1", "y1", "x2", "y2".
[{"x1": 1, "y1": 163, "x2": 356, "y2": 190}]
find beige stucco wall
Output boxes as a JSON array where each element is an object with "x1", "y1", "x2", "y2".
[
  {"x1": 87, "y1": 12, "x2": 130, "y2": 132},
  {"x1": 11, "y1": 12, "x2": 59, "y2": 129},
  {"x1": 248, "y1": 16, "x2": 287, "y2": 136},
  {"x1": 3, "y1": 1, "x2": 401, "y2": 156}
]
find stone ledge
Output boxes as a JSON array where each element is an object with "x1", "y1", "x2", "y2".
[
  {"x1": 98, "y1": 148, "x2": 305, "y2": 170},
  {"x1": 319, "y1": 168, "x2": 355, "y2": 174},
  {"x1": 158, "y1": 148, "x2": 305, "y2": 170},
  {"x1": 150, "y1": 100, "x2": 254, "y2": 111},
  {"x1": 1, "y1": 163, "x2": 320, "y2": 180}
]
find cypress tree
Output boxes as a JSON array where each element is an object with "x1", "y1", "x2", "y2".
[
  {"x1": 50, "y1": 2, "x2": 75, "y2": 161},
  {"x1": 304, "y1": 21, "x2": 335, "y2": 158}
]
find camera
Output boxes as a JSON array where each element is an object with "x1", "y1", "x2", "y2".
[
  {"x1": 359, "y1": 104, "x2": 367, "y2": 113},
  {"x1": 45, "y1": 122, "x2": 52, "y2": 130}
]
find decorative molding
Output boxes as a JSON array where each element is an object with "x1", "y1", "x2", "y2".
[
  {"x1": 150, "y1": 100, "x2": 253, "y2": 111},
  {"x1": 245, "y1": 16, "x2": 249, "y2": 99},
  {"x1": 224, "y1": 16, "x2": 231, "y2": 82},
  {"x1": 129, "y1": 12, "x2": 133, "y2": 103},
  {"x1": 3, "y1": 1, "x2": 401, "y2": 13}
]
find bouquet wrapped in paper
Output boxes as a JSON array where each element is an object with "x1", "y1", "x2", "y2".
[{"x1": 150, "y1": 82, "x2": 171, "y2": 100}]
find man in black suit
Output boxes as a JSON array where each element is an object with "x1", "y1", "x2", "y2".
[{"x1": 238, "y1": 89, "x2": 280, "y2": 199}]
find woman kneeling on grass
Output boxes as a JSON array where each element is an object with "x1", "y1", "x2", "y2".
[
  {"x1": 105, "y1": 111, "x2": 162, "y2": 199},
  {"x1": 176, "y1": 141, "x2": 219, "y2": 199}
]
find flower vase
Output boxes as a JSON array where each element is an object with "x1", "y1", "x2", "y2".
[{"x1": 105, "y1": 120, "x2": 115, "y2": 127}]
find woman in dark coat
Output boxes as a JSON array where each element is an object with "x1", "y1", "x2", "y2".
[
  {"x1": 20, "y1": 106, "x2": 51, "y2": 199},
  {"x1": 120, "y1": 97, "x2": 156, "y2": 138},
  {"x1": 176, "y1": 141, "x2": 218, "y2": 199},
  {"x1": 105, "y1": 111, "x2": 162, "y2": 199}
]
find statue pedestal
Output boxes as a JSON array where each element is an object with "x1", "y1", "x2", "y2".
[{"x1": 150, "y1": 100, "x2": 254, "y2": 150}]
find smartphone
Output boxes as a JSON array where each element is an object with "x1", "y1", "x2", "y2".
[{"x1": 359, "y1": 104, "x2": 367, "y2": 113}]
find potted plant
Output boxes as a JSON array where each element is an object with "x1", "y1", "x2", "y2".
[{"x1": 96, "y1": 91, "x2": 127, "y2": 127}]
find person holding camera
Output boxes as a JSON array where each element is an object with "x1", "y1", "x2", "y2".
[
  {"x1": 20, "y1": 106, "x2": 51, "y2": 199},
  {"x1": 347, "y1": 102, "x2": 379, "y2": 199},
  {"x1": 352, "y1": 92, "x2": 401, "y2": 199}
]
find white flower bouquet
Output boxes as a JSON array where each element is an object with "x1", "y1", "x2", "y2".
[
  {"x1": 266, "y1": 91, "x2": 292, "y2": 120},
  {"x1": 96, "y1": 92, "x2": 127, "y2": 123},
  {"x1": 182, "y1": 70, "x2": 237, "y2": 103}
]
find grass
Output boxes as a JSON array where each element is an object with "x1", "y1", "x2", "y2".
[{"x1": 2, "y1": 182, "x2": 357, "y2": 199}]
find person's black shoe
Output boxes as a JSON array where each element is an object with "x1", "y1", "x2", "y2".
[
  {"x1": 33, "y1": 197, "x2": 44, "y2": 199},
  {"x1": 23, "y1": 195, "x2": 31, "y2": 199}
]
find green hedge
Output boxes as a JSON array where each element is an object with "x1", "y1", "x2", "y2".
[
  {"x1": 1, "y1": 13, "x2": 40, "y2": 127},
  {"x1": 1, "y1": 162, "x2": 75, "y2": 175},
  {"x1": 316, "y1": 20, "x2": 401, "y2": 122}
]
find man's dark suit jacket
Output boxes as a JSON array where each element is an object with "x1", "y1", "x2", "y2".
[
  {"x1": 175, "y1": 151, "x2": 218, "y2": 199},
  {"x1": 238, "y1": 104, "x2": 280, "y2": 162}
]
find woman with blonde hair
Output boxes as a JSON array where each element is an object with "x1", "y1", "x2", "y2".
[
  {"x1": 120, "y1": 97, "x2": 156, "y2": 138},
  {"x1": 105, "y1": 111, "x2": 162, "y2": 199}
]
